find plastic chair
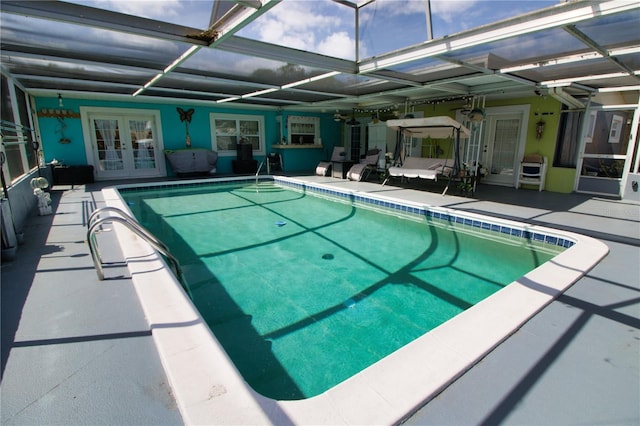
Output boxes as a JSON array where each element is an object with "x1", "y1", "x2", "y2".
[{"x1": 516, "y1": 155, "x2": 547, "y2": 191}]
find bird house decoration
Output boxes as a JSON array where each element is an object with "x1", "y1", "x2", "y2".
[{"x1": 177, "y1": 107, "x2": 195, "y2": 147}]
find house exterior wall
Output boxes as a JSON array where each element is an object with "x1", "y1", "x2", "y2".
[
  {"x1": 412, "y1": 95, "x2": 573, "y2": 193},
  {"x1": 35, "y1": 94, "x2": 630, "y2": 195},
  {"x1": 33, "y1": 97, "x2": 341, "y2": 175}
]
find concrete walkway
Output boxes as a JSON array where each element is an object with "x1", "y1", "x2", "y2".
[
  {"x1": 401, "y1": 185, "x2": 640, "y2": 425},
  {"x1": 1, "y1": 178, "x2": 638, "y2": 425},
  {"x1": 1, "y1": 184, "x2": 183, "y2": 425}
]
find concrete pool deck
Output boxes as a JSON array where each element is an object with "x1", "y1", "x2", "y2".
[{"x1": 1, "y1": 176, "x2": 638, "y2": 425}]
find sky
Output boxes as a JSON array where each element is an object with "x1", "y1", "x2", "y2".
[
  {"x1": 3, "y1": 0, "x2": 562, "y2": 81},
  {"x1": 65, "y1": 0, "x2": 559, "y2": 61}
]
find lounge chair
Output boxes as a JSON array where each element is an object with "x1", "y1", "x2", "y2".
[
  {"x1": 347, "y1": 149, "x2": 380, "y2": 181},
  {"x1": 315, "y1": 147, "x2": 346, "y2": 176},
  {"x1": 382, "y1": 156, "x2": 453, "y2": 185}
]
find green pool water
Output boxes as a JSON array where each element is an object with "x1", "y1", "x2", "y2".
[{"x1": 121, "y1": 181, "x2": 559, "y2": 400}]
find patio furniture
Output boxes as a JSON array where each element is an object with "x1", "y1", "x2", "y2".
[
  {"x1": 316, "y1": 147, "x2": 346, "y2": 176},
  {"x1": 165, "y1": 149, "x2": 218, "y2": 176},
  {"x1": 347, "y1": 149, "x2": 381, "y2": 181},
  {"x1": 516, "y1": 154, "x2": 547, "y2": 191},
  {"x1": 383, "y1": 156, "x2": 453, "y2": 184},
  {"x1": 383, "y1": 116, "x2": 470, "y2": 195}
]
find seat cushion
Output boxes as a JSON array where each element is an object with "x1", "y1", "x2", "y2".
[{"x1": 316, "y1": 161, "x2": 331, "y2": 176}]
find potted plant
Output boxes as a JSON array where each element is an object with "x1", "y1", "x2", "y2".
[{"x1": 458, "y1": 180, "x2": 473, "y2": 195}]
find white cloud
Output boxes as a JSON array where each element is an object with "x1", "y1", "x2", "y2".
[
  {"x1": 317, "y1": 31, "x2": 354, "y2": 59},
  {"x1": 256, "y1": 14, "x2": 318, "y2": 51},
  {"x1": 70, "y1": 0, "x2": 214, "y2": 28},
  {"x1": 429, "y1": 0, "x2": 478, "y2": 24},
  {"x1": 241, "y1": 0, "x2": 356, "y2": 60},
  {"x1": 359, "y1": 0, "x2": 480, "y2": 25},
  {"x1": 360, "y1": 0, "x2": 428, "y2": 23},
  {"x1": 90, "y1": 0, "x2": 183, "y2": 20}
]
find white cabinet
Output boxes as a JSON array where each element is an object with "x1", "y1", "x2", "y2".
[
  {"x1": 367, "y1": 122, "x2": 396, "y2": 168},
  {"x1": 288, "y1": 116, "x2": 320, "y2": 145}
]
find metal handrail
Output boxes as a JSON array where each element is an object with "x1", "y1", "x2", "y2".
[
  {"x1": 88, "y1": 206, "x2": 169, "y2": 252},
  {"x1": 86, "y1": 207, "x2": 189, "y2": 297},
  {"x1": 255, "y1": 157, "x2": 267, "y2": 185}
]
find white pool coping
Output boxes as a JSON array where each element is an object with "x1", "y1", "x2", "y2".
[{"x1": 101, "y1": 177, "x2": 609, "y2": 425}]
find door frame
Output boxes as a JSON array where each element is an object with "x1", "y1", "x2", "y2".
[
  {"x1": 80, "y1": 106, "x2": 166, "y2": 180},
  {"x1": 574, "y1": 101, "x2": 640, "y2": 197},
  {"x1": 472, "y1": 104, "x2": 530, "y2": 187}
]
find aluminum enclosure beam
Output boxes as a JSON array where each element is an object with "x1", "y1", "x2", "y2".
[{"x1": 358, "y1": 0, "x2": 640, "y2": 74}]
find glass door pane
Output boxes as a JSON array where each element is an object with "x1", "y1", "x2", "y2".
[
  {"x1": 577, "y1": 109, "x2": 634, "y2": 196},
  {"x1": 93, "y1": 118, "x2": 124, "y2": 172},
  {"x1": 129, "y1": 118, "x2": 157, "y2": 171},
  {"x1": 481, "y1": 113, "x2": 523, "y2": 186},
  {"x1": 84, "y1": 108, "x2": 165, "y2": 180},
  {"x1": 491, "y1": 118, "x2": 520, "y2": 176}
]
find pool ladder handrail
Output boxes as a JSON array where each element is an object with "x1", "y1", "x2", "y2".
[
  {"x1": 255, "y1": 157, "x2": 269, "y2": 185},
  {"x1": 87, "y1": 207, "x2": 186, "y2": 292}
]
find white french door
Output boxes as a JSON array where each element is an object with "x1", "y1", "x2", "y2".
[
  {"x1": 477, "y1": 106, "x2": 529, "y2": 186},
  {"x1": 81, "y1": 107, "x2": 165, "y2": 180}
]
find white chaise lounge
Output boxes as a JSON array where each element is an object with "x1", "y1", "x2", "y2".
[
  {"x1": 315, "y1": 147, "x2": 346, "y2": 176},
  {"x1": 347, "y1": 149, "x2": 381, "y2": 182}
]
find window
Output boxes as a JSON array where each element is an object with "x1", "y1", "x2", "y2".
[
  {"x1": 1, "y1": 74, "x2": 35, "y2": 186},
  {"x1": 211, "y1": 113, "x2": 265, "y2": 156},
  {"x1": 15, "y1": 86, "x2": 37, "y2": 171},
  {"x1": 287, "y1": 116, "x2": 320, "y2": 145},
  {"x1": 553, "y1": 106, "x2": 582, "y2": 168},
  {"x1": 580, "y1": 109, "x2": 632, "y2": 179}
]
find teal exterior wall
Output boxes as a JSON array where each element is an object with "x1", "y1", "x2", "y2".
[
  {"x1": 34, "y1": 96, "x2": 341, "y2": 175},
  {"x1": 36, "y1": 97, "x2": 87, "y2": 166}
]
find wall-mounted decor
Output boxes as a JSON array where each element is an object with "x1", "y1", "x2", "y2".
[
  {"x1": 535, "y1": 120, "x2": 545, "y2": 140},
  {"x1": 37, "y1": 108, "x2": 80, "y2": 119},
  {"x1": 56, "y1": 117, "x2": 71, "y2": 144},
  {"x1": 608, "y1": 114, "x2": 623, "y2": 144},
  {"x1": 177, "y1": 107, "x2": 195, "y2": 147}
]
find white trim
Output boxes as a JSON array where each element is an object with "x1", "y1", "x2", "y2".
[
  {"x1": 478, "y1": 105, "x2": 530, "y2": 187},
  {"x1": 0, "y1": 73, "x2": 38, "y2": 182},
  {"x1": 79, "y1": 106, "x2": 166, "y2": 180},
  {"x1": 209, "y1": 112, "x2": 266, "y2": 157},
  {"x1": 358, "y1": 0, "x2": 640, "y2": 73},
  {"x1": 287, "y1": 115, "x2": 320, "y2": 145},
  {"x1": 575, "y1": 99, "x2": 640, "y2": 196},
  {"x1": 7, "y1": 78, "x2": 30, "y2": 174},
  {"x1": 630, "y1": 99, "x2": 640, "y2": 175}
]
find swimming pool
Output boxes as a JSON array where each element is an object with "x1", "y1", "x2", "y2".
[
  {"x1": 120, "y1": 180, "x2": 562, "y2": 400},
  {"x1": 103, "y1": 175, "x2": 608, "y2": 425}
]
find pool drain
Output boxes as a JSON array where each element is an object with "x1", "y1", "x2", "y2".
[{"x1": 322, "y1": 253, "x2": 334, "y2": 260}]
